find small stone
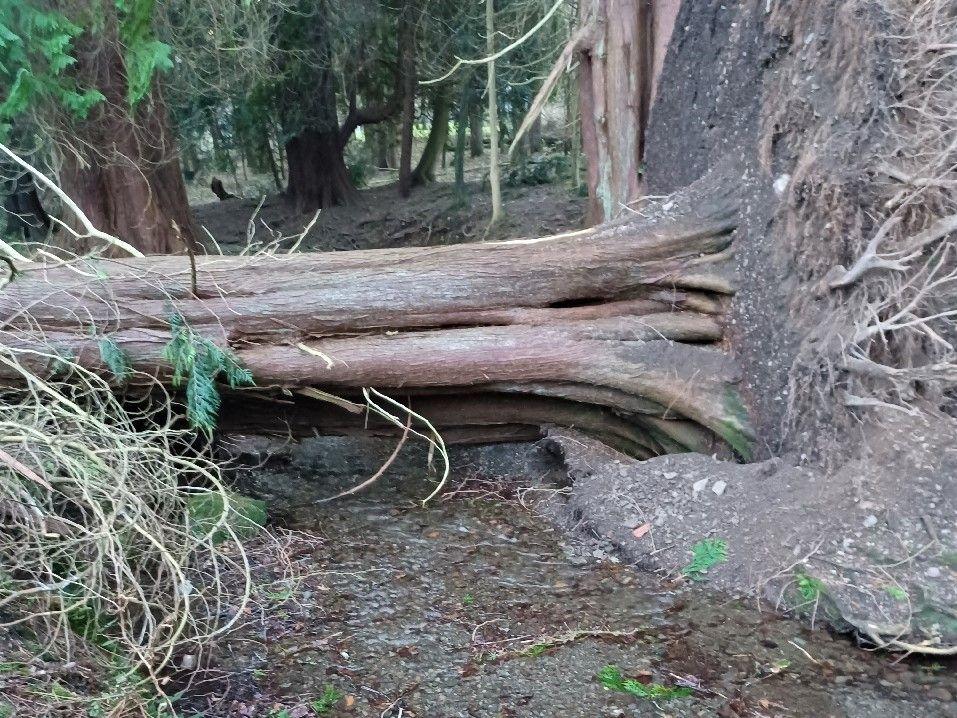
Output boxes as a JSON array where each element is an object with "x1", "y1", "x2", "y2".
[
  {"x1": 925, "y1": 567, "x2": 941, "y2": 578},
  {"x1": 863, "y1": 515, "x2": 878, "y2": 528},
  {"x1": 773, "y1": 174, "x2": 791, "y2": 196},
  {"x1": 712, "y1": 480, "x2": 727, "y2": 496},
  {"x1": 928, "y1": 687, "x2": 953, "y2": 702},
  {"x1": 663, "y1": 471, "x2": 678, "y2": 480},
  {"x1": 692, "y1": 478, "x2": 708, "y2": 496}
]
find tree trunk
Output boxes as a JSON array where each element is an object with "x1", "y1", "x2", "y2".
[
  {"x1": 0, "y1": 172, "x2": 751, "y2": 459},
  {"x1": 469, "y1": 103, "x2": 484, "y2": 157},
  {"x1": 397, "y1": 10, "x2": 417, "y2": 198},
  {"x1": 454, "y1": 82, "x2": 470, "y2": 190},
  {"x1": 411, "y1": 86, "x2": 450, "y2": 185},
  {"x1": 58, "y1": 24, "x2": 193, "y2": 255},
  {"x1": 486, "y1": 0, "x2": 504, "y2": 227},
  {"x1": 578, "y1": 0, "x2": 654, "y2": 225},
  {"x1": 285, "y1": 129, "x2": 357, "y2": 211}
]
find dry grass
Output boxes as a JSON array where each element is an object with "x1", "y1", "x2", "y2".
[{"x1": 0, "y1": 344, "x2": 255, "y2": 716}]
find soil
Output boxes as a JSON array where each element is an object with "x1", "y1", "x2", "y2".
[
  {"x1": 191, "y1": 180, "x2": 586, "y2": 254},
  {"x1": 177, "y1": 447, "x2": 956, "y2": 718}
]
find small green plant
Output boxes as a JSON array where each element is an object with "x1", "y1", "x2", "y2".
[
  {"x1": 310, "y1": 685, "x2": 344, "y2": 714},
  {"x1": 884, "y1": 585, "x2": 908, "y2": 602},
  {"x1": 597, "y1": 665, "x2": 692, "y2": 701},
  {"x1": 461, "y1": 593, "x2": 475, "y2": 607},
  {"x1": 521, "y1": 643, "x2": 550, "y2": 658},
  {"x1": 682, "y1": 538, "x2": 728, "y2": 580},
  {"x1": 163, "y1": 312, "x2": 253, "y2": 433},
  {"x1": 795, "y1": 572, "x2": 825, "y2": 602},
  {"x1": 98, "y1": 336, "x2": 133, "y2": 382}
]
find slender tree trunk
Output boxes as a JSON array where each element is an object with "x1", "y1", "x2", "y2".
[
  {"x1": 469, "y1": 103, "x2": 484, "y2": 157},
  {"x1": 264, "y1": 131, "x2": 282, "y2": 191},
  {"x1": 567, "y1": 73, "x2": 582, "y2": 189},
  {"x1": 412, "y1": 86, "x2": 450, "y2": 185},
  {"x1": 486, "y1": 0, "x2": 503, "y2": 227},
  {"x1": 397, "y1": 9, "x2": 417, "y2": 198},
  {"x1": 59, "y1": 25, "x2": 192, "y2": 254},
  {"x1": 528, "y1": 116, "x2": 543, "y2": 153},
  {"x1": 454, "y1": 82, "x2": 469, "y2": 190}
]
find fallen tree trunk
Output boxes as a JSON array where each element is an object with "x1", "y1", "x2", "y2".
[{"x1": 0, "y1": 177, "x2": 751, "y2": 458}]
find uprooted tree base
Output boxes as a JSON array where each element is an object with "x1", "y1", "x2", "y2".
[{"x1": 0, "y1": 170, "x2": 752, "y2": 460}]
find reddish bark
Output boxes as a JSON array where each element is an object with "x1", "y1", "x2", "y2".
[
  {"x1": 60, "y1": 30, "x2": 194, "y2": 255},
  {"x1": 578, "y1": 0, "x2": 677, "y2": 225},
  {"x1": 0, "y1": 181, "x2": 750, "y2": 457}
]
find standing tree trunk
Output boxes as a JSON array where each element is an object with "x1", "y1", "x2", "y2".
[
  {"x1": 281, "y1": 0, "x2": 405, "y2": 211},
  {"x1": 486, "y1": 0, "x2": 503, "y2": 227},
  {"x1": 469, "y1": 103, "x2": 484, "y2": 157},
  {"x1": 454, "y1": 81, "x2": 470, "y2": 190},
  {"x1": 412, "y1": 86, "x2": 450, "y2": 185},
  {"x1": 397, "y1": 7, "x2": 417, "y2": 198},
  {"x1": 58, "y1": 21, "x2": 193, "y2": 255},
  {"x1": 285, "y1": 125, "x2": 357, "y2": 211},
  {"x1": 578, "y1": 0, "x2": 653, "y2": 225}
]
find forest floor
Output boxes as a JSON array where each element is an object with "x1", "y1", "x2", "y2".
[
  {"x1": 191, "y1": 150, "x2": 585, "y2": 254},
  {"x1": 172, "y1": 441, "x2": 956, "y2": 718}
]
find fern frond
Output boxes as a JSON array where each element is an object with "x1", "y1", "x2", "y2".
[
  {"x1": 98, "y1": 336, "x2": 132, "y2": 382},
  {"x1": 162, "y1": 312, "x2": 255, "y2": 433}
]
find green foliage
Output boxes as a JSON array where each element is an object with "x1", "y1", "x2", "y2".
[
  {"x1": 186, "y1": 490, "x2": 265, "y2": 545},
  {"x1": 597, "y1": 665, "x2": 692, "y2": 701},
  {"x1": 461, "y1": 593, "x2": 475, "y2": 607},
  {"x1": 310, "y1": 686, "x2": 344, "y2": 714},
  {"x1": 505, "y1": 153, "x2": 569, "y2": 187},
  {"x1": 520, "y1": 643, "x2": 550, "y2": 658},
  {"x1": 0, "y1": 3, "x2": 104, "y2": 130},
  {"x1": 115, "y1": 0, "x2": 172, "y2": 106},
  {"x1": 98, "y1": 336, "x2": 132, "y2": 382},
  {"x1": 682, "y1": 539, "x2": 728, "y2": 580},
  {"x1": 795, "y1": 572, "x2": 825, "y2": 602},
  {"x1": 884, "y1": 585, "x2": 908, "y2": 602},
  {"x1": 162, "y1": 312, "x2": 254, "y2": 433}
]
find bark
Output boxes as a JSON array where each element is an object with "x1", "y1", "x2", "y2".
[
  {"x1": 469, "y1": 103, "x2": 484, "y2": 157},
  {"x1": 0, "y1": 177, "x2": 751, "y2": 458},
  {"x1": 1, "y1": 168, "x2": 49, "y2": 242},
  {"x1": 411, "y1": 86, "x2": 450, "y2": 185},
  {"x1": 578, "y1": 0, "x2": 653, "y2": 224},
  {"x1": 486, "y1": 0, "x2": 503, "y2": 226},
  {"x1": 285, "y1": 128, "x2": 357, "y2": 210},
  {"x1": 397, "y1": 9, "x2": 417, "y2": 198},
  {"x1": 59, "y1": 24, "x2": 194, "y2": 255},
  {"x1": 454, "y1": 82, "x2": 470, "y2": 189}
]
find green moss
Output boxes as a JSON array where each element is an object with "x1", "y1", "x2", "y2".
[{"x1": 187, "y1": 490, "x2": 266, "y2": 544}]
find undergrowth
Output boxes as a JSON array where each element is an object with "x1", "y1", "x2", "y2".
[
  {"x1": 0, "y1": 342, "x2": 259, "y2": 716},
  {"x1": 682, "y1": 538, "x2": 728, "y2": 580},
  {"x1": 597, "y1": 665, "x2": 692, "y2": 701}
]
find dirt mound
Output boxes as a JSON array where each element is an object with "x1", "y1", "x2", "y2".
[{"x1": 541, "y1": 410, "x2": 957, "y2": 652}]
